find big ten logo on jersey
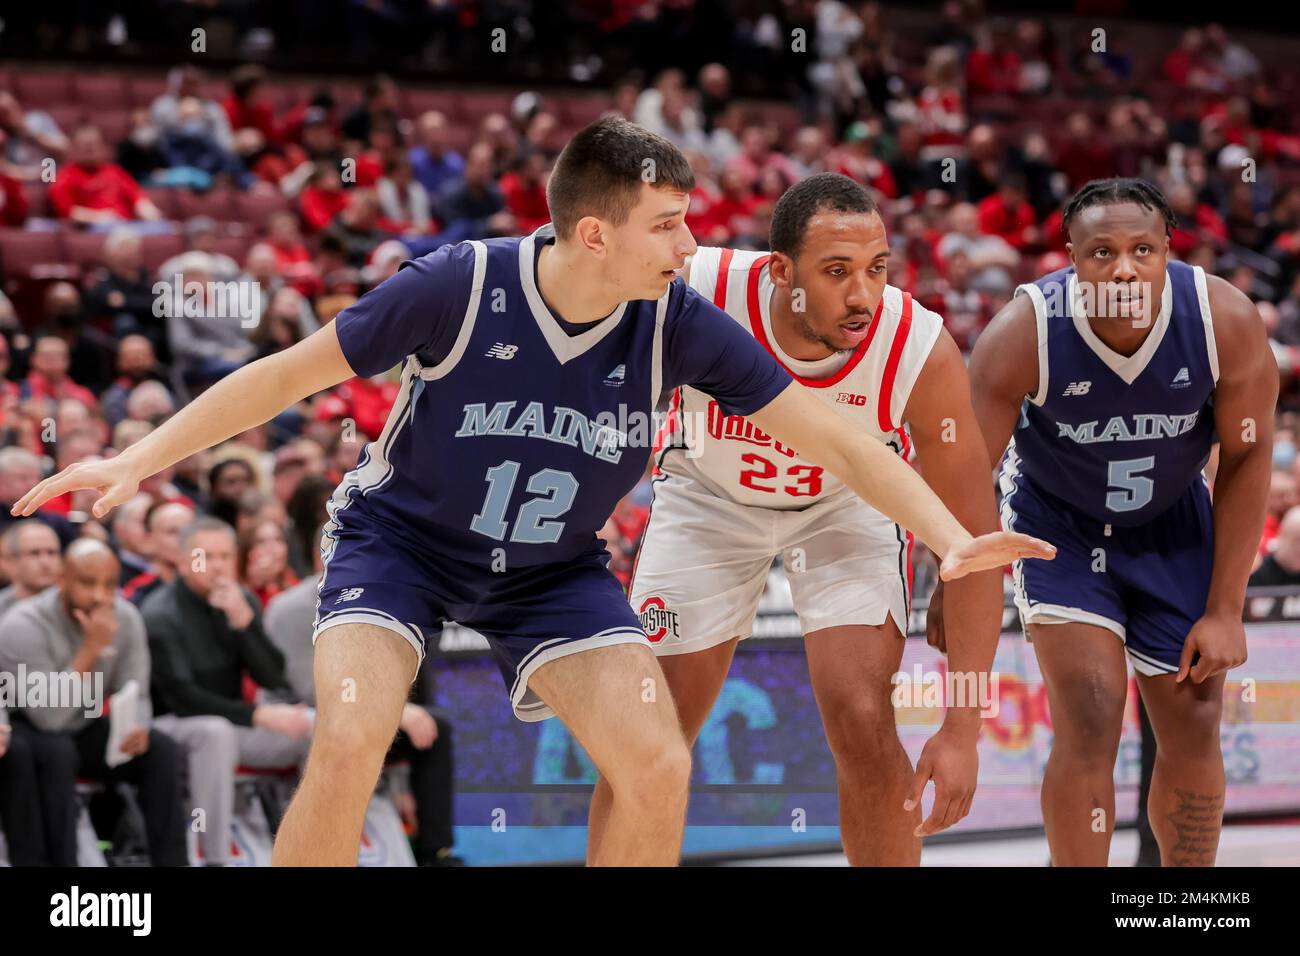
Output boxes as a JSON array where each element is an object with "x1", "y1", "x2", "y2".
[
  {"x1": 836, "y1": 391, "x2": 868, "y2": 406},
  {"x1": 638, "y1": 596, "x2": 680, "y2": 643}
]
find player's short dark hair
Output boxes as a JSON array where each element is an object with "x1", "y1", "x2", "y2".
[
  {"x1": 769, "y1": 173, "x2": 880, "y2": 259},
  {"x1": 1062, "y1": 177, "x2": 1177, "y2": 237},
  {"x1": 546, "y1": 116, "x2": 695, "y2": 239}
]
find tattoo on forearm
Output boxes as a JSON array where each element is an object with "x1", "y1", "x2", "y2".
[{"x1": 1165, "y1": 788, "x2": 1223, "y2": 866}]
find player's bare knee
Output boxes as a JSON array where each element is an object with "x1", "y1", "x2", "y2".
[
  {"x1": 821, "y1": 700, "x2": 898, "y2": 769},
  {"x1": 608, "y1": 737, "x2": 691, "y2": 805}
]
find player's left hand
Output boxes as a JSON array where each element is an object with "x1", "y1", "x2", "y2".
[
  {"x1": 1177, "y1": 611, "x2": 1247, "y2": 684},
  {"x1": 904, "y1": 722, "x2": 979, "y2": 837},
  {"x1": 939, "y1": 531, "x2": 1056, "y2": 581}
]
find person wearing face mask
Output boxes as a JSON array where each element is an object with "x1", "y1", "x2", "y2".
[
  {"x1": 158, "y1": 97, "x2": 250, "y2": 191},
  {"x1": 116, "y1": 108, "x2": 168, "y2": 184}
]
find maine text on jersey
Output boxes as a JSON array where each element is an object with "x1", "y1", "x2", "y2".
[{"x1": 455, "y1": 401, "x2": 627, "y2": 463}]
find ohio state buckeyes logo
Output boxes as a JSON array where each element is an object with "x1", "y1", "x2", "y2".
[{"x1": 638, "y1": 596, "x2": 680, "y2": 643}]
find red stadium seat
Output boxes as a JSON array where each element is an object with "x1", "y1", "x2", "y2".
[
  {"x1": 0, "y1": 229, "x2": 64, "y2": 279},
  {"x1": 61, "y1": 229, "x2": 111, "y2": 272},
  {"x1": 403, "y1": 88, "x2": 459, "y2": 121},
  {"x1": 144, "y1": 186, "x2": 181, "y2": 220},
  {"x1": 173, "y1": 187, "x2": 241, "y2": 223},
  {"x1": 72, "y1": 74, "x2": 130, "y2": 110},
  {"x1": 48, "y1": 105, "x2": 84, "y2": 136},
  {"x1": 95, "y1": 110, "x2": 133, "y2": 148},
  {"x1": 12, "y1": 71, "x2": 73, "y2": 109},
  {"x1": 457, "y1": 90, "x2": 516, "y2": 123},
  {"x1": 140, "y1": 233, "x2": 186, "y2": 274},
  {"x1": 234, "y1": 189, "x2": 291, "y2": 230},
  {"x1": 559, "y1": 95, "x2": 614, "y2": 128},
  {"x1": 127, "y1": 75, "x2": 170, "y2": 110},
  {"x1": 20, "y1": 182, "x2": 52, "y2": 219},
  {"x1": 212, "y1": 233, "x2": 254, "y2": 266}
]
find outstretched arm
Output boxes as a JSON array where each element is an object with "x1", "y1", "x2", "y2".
[
  {"x1": 746, "y1": 380, "x2": 1054, "y2": 580},
  {"x1": 13, "y1": 322, "x2": 356, "y2": 518}
]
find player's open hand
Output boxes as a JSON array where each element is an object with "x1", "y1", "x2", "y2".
[
  {"x1": 938, "y1": 531, "x2": 1055, "y2": 581},
  {"x1": 9, "y1": 457, "x2": 143, "y2": 521}
]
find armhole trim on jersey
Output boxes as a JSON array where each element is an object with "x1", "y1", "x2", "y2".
[
  {"x1": 878, "y1": 292, "x2": 914, "y2": 432},
  {"x1": 713, "y1": 247, "x2": 735, "y2": 309},
  {"x1": 886, "y1": 298, "x2": 944, "y2": 432},
  {"x1": 1192, "y1": 265, "x2": 1220, "y2": 384},
  {"x1": 1016, "y1": 282, "x2": 1050, "y2": 405},
  {"x1": 420, "y1": 240, "x2": 487, "y2": 381},
  {"x1": 650, "y1": 293, "x2": 667, "y2": 414}
]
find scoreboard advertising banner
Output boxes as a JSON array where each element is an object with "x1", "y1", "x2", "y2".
[{"x1": 429, "y1": 584, "x2": 1300, "y2": 865}]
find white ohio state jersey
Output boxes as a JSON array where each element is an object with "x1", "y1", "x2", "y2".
[{"x1": 654, "y1": 246, "x2": 944, "y2": 509}]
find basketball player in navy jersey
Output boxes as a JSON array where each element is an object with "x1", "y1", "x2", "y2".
[
  {"x1": 954, "y1": 178, "x2": 1276, "y2": 865},
  {"x1": 14, "y1": 118, "x2": 1052, "y2": 866}
]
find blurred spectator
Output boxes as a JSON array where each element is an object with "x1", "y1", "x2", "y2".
[
  {"x1": 111, "y1": 492, "x2": 154, "y2": 585},
  {"x1": 271, "y1": 439, "x2": 325, "y2": 506},
  {"x1": 251, "y1": 287, "x2": 311, "y2": 360},
  {"x1": 158, "y1": 97, "x2": 249, "y2": 190},
  {"x1": 299, "y1": 162, "x2": 350, "y2": 234},
  {"x1": 341, "y1": 75, "x2": 401, "y2": 147},
  {"x1": 163, "y1": 252, "x2": 256, "y2": 387},
  {"x1": 38, "y1": 282, "x2": 114, "y2": 394},
  {"x1": 49, "y1": 125, "x2": 164, "y2": 225},
  {"x1": 499, "y1": 151, "x2": 551, "y2": 236},
  {"x1": 363, "y1": 239, "x2": 412, "y2": 287},
  {"x1": 237, "y1": 518, "x2": 299, "y2": 607},
  {"x1": 0, "y1": 539, "x2": 188, "y2": 867},
  {"x1": 114, "y1": 108, "x2": 167, "y2": 185},
  {"x1": 123, "y1": 501, "x2": 195, "y2": 608},
  {"x1": 283, "y1": 474, "x2": 332, "y2": 577},
  {"x1": 206, "y1": 457, "x2": 258, "y2": 527},
  {"x1": 377, "y1": 153, "x2": 433, "y2": 234},
  {"x1": 85, "y1": 229, "x2": 163, "y2": 347},
  {"x1": 265, "y1": 525, "x2": 460, "y2": 866},
  {"x1": 1251, "y1": 505, "x2": 1300, "y2": 586},
  {"x1": 977, "y1": 174, "x2": 1039, "y2": 250},
  {"x1": 0, "y1": 448, "x2": 75, "y2": 545},
  {"x1": 100, "y1": 336, "x2": 169, "y2": 429},
  {"x1": 159, "y1": 216, "x2": 240, "y2": 283},
  {"x1": 0, "y1": 90, "x2": 68, "y2": 180},
  {"x1": 0, "y1": 167, "x2": 27, "y2": 226},
  {"x1": 223, "y1": 64, "x2": 281, "y2": 145},
  {"x1": 936, "y1": 202, "x2": 1019, "y2": 294},
  {"x1": 241, "y1": 243, "x2": 318, "y2": 339},
  {"x1": 151, "y1": 66, "x2": 234, "y2": 152},
  {"x1": 319, "y1": 188, "x2": 393, "y2": 268},
  {"x1": 409, "y1": 110, "x2": 464, "y2": 197},
  {"x1": 141, "y1": 518, "x2": 312, "y2": 865},
  {"x1": 22, "y1": 335, "x2": 96, "y2": 407},
  {"x1": 0, "y1": 520, "x2": 62, "y2": 618}
]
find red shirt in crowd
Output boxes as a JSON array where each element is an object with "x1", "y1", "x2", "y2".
[
  {"x1": 500, "y1": 172, "x2": 551, "y2": 234},
  {"x1": 977, "y1": 193, "x2": 1037, "y2": 249},
  {"x1": 48, "y1": 162, "x2": 145, "y2": 220},
  {"x1": 0, "y1": 173, "x2": 28, "y2": 226},
  {"x1": 299, "y1": 187, "x2": 350, "y2": 233},
  {"x1": 223, "y1": 94, "x2": 281, "y2": 145},
  {"x1": 966, "y1": 49, "x2": 1022, "y2": 95},
  {"x1": 22, "y1": 372, "x2": 96, "y2": 407}
]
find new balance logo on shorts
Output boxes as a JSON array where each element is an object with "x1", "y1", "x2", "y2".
[
  {"x1": 1171, "y1": 366, "x2": 1190, "y2": 388},
  {"x1": 603, "y1": 364, "x2": 626, "y2": 387},
  {"x1": 1063, "y1": 381, "x2": 1092, "y2": 396},
  {"x1": 334, "y1": 587, "x2": 365, "y2": 604},
  {"x1": 485, "y1": 343, "x2": 518, "y2": 359},
  {"x1": 638, "y1": 596, "x2": 680, "y2": 643}
]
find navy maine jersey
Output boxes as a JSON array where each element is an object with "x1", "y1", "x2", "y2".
[
  {"x1": 327, "y1": 223, "x2": 790, "y2": 570},
  {"x1": 1004, "y1": 260, "x2": 1219, "y2": 526}
]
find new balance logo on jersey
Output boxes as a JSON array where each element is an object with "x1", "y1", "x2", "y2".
[
  {"x1": 1062, "y1": 381, "x2": 1092, "y2": 397},
  {"x1": 603, "y1": 364, "x2": 626, "y2": 387},
  {"x1": 334, "y1": 587, "x2": 365, "y2": 604},
  {"x1": 1171, "y1": 366, "x2": 1191, "y2": 388},
  {"x1": 485, "y1": 343, "x2": 518, "y2": 359}
]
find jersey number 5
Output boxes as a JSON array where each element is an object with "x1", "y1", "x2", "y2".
[
  {"x1": 1106, "y1": 456, "x2": 1155, "y2": 513},
  {"x1": 471, "y1": 460, "x2": 578, "y2": 544},
  {"x1": 739, "y1": 453, "x2": 823, "y2": 496}
]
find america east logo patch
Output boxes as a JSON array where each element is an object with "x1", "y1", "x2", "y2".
[{"x1": 638, "y1": 596, "x2": 680, "y2": 643}]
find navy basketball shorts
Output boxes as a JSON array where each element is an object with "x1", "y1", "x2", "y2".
[
  {"x1": 999, "y1": 474, "x2": 1214, "y2": 676},
  {"x1": 312, "y1": 516, "x2": 650, "y2": 721}
]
